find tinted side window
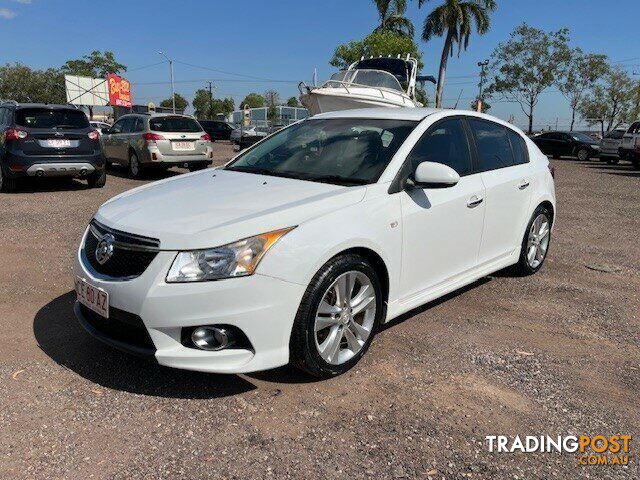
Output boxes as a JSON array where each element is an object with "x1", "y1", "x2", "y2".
[
  {"x1": 468, "y1": 119, "x2": 515, "y2": 171},
  {"x1": 507, "y1": 129, "x2": 529, "y2": 165},
  {"x1": 134, "y1": 117, "x2": 145, "y2": 132},
  {"x1": 0, "y1": 108, "x2": 7, "y2": 126},
  {"x1": 121, "y1": 117, "x2": 136, "y2": 133},
  {"x1": 110, "y1": 118, "x2": 126, "y2": 134},
  {"x1": 407, "y1": 118, "x2": 472, "y2": 176}
]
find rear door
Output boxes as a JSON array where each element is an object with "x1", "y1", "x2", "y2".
[
  {"x1": 467, "y1": 118, "x2": 533, "y2": 266},
  {"x1": 101, "y1": 118, "x2": 125, "y2": 161},
  {"x1": 148, "y1": 116, "x2": 207, "y2": 157},
  {"x1": 14, "y1": 108, "x2": 95, "y2": 158}
]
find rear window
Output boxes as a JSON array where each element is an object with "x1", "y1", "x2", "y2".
[
  {"x1": 149, "y1": 116, "x2": 202, "y2": 133},
  {"x1": 15, "y1": 108, "x2": 89, "y2": 129}
]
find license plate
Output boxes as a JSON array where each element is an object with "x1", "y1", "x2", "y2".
[
  {"x1": 172, "y1": 141, "x2": 195, "y2": 151},
  {"x1": 44, "y1": 139, "x2": 72, "y2": 148},
  {"x1": 75, "y1": 276, "x2": 109, "y2": 318}
]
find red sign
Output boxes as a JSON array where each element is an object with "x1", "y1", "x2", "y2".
[{"x1": 107, "y1": 74, "x2": 132, "y2": 107}]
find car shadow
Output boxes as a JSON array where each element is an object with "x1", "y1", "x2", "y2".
[
  {"x1": 106, "y1": 164, "x2": 185, "y2": 181},
  {"x1": 7, "y1": 177, "x2": 91, "y2": 193},
  {"x1": 33, "y1": 292, "x2": 257, "y2": 399},
  {"x1": 581, "y1": 161, "x2": 640, "y2": 178}
]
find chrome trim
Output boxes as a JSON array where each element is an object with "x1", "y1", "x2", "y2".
[
  {"x1": 88, "y1": 220, "x2": 160, "y2": 252},
  {"x1": 26, "y1": 162, "x2": 95, "y2": 177}
]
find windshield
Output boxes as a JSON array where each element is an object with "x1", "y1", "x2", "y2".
[
  {"x1": 16, "y1": 108, "x2": 89, "y2": 129},
  {"x1": 326, "y1": 70, "x2": 403, "y2": 92},
  {"x1": 149, "y1": 116, "x2": 201, "y2": 132},
  {"x1": 572, "y1": 132, "x2": 596, "y2": 142},
  {"x1": 226, "y1": 118, "x2": 417, "y2": 186}
]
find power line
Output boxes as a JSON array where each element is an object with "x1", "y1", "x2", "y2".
[{"x1": 173, "y1": 60, "x2": 297, "y2": 83}]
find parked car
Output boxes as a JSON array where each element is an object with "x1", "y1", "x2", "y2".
[
  {"x1": 599, "y1": 128, "x2": 627, "y2": 164},
  {"x1": 101, "y1": 113, "x2": 213, "y2": 178},
  {"x1": 73, "y1": 108, "x2": 556, "y2": 378},
  {"x1": 230, "y1": 124, "x2": 268, "y2": 149},
  {"x1": 90, "y1": 121, "x2": 112, "y2": 136},
  {"x1": 199, "y1": 120, "x2": 234, "y2": 141},
  {"x1": 620, "y1": 121, "x2": 640, "y2": 169},
  {"x1": 532, "y1": 131, "x2": 600, "y2": 161},
  {"x1": 0, "y1": 102, "x2": 105, "y2": 192}
]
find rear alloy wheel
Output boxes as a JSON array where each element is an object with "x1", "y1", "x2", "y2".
[
  {"x1": 512, "y1": 205, "x2": 552, "y2": 276},
  {"x1": 129, "y1": 151, "x2": 142, "y2": 178},
  {"x1": 290, "y1": 254, "x2": 383, "y2": 378},
  {"x1": 577, "y1": 148, "x2": 590, "y2": 161}
]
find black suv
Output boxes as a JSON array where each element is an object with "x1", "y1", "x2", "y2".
[
  {"x1": 532, "y1": 131, "x2": 601, "y2": 161},
  {"x1": 0, "y1": 102, "x2": 106, "y2": 192},
  {"x1": 198, "y1": 120, "x2": 234, "y2": 141}
]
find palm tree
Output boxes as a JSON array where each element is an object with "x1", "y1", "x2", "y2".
[
  {"x1": 418, "y1": 0, "x2": 497, "y2": 107},
  {"x1": 373, "y1": 0, "x2": 414, "y2": 37}
]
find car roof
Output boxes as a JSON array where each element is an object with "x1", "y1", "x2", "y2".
[{"x1": 13, "y1": 103, "x2": 82, "y2": 110}]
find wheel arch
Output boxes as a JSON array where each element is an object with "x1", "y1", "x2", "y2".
[{"x1": 331, "y1": 246, "x2": 390, "y2": 307}]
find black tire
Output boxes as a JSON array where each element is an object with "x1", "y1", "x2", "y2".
[
  {"x1": 511, "y1": 204, "x2": 553, "y2": 276},
  {"x1": 87, "y1": 168, "x2": 106, "y2": 188},
  {"x1": 607, "y1": 157, "x2": 619, "y2": 165},
  {"x1": 128, "y1": 151, "x2": 143, "y2": 179},
  {"x1": 576, "y1": 148, "x2": 590, "y2": 161},
  {"x1": 289, "y1": 254, "x2": 384, "y2": 378},
  {"x1": 188, "y1": 164, "x2": 208, "y2": 172},
  {"x1": 0, "y1": 166, "x2": 18, "y2": 193},
  {"x1": 633, "y1": 159, "x2": 640, "y2": 170},
  {"x1": 105, "y1": 159, "x2": 113, "y2": 168}
]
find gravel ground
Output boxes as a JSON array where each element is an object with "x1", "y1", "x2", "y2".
[{"x1": 0, "y1": 143, "x2": 638, "y2": 479}]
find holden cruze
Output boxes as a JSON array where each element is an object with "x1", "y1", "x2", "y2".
[{"x1": 73, "y1": 108, "x2": 556, "y2": 378}]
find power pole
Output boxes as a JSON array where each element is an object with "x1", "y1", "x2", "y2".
[
  {"x1": 207, "y1": 81, "x2": 213, "y2": 119},
  {"x1": 476, "y1": 60, "x2": 489, "y2": 112},
  {"x1": 158, "y1": 51, "x2": 175, "y2": 113}
]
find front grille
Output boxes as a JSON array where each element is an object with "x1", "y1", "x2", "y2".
[
  {"x1": 83, "y1": 220, "x2": 160, "y2": 279},
  {"x1": 78, "y1": 304, "x2": 156, "y2": 356}
]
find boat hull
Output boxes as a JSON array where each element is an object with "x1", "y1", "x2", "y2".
[{"x1": 301, "y1": 88, "x2": 417, "y2": 115}]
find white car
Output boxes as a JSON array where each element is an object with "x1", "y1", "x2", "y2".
[
  {"x1": 599, "y1": 128, "x2": 627, "y2": 164},
  {"x1": 73, "y1": 108, "x2": 556, "y2": 378},
  {"x1": 89, "y1": 121, "x2": 112, "y2": 135}
]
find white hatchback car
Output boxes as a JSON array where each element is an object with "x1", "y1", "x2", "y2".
[{"x1": 74, "y1": 108, "x2": 556, "y2": 378}]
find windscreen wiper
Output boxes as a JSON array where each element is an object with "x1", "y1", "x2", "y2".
[{"x1": 301, "y1": 174, "x2": 369, "y2": 186}]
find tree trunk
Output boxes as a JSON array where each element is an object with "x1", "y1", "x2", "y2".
[
  {"x1": 435, "y1": 30, "x2": 454, "y2": 108},
  {"x1": 528, "y1": 103, "x2": 534, "y2": 135},
  {"x1": 88, "y1": 106, "x2": 94, "y2": 120},
  {"x1": 570, "y1": 107, "x2": 575, "y2": 131}
]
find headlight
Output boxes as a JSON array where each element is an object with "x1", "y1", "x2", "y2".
[{"x1": 166, "y1": 227, "x2": 294, "y2": 283}]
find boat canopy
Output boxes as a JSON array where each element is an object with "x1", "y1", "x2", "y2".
[
  {"x1": 325, "y1": 69, "x2": 404, "y2": 92},
  {"x1": 351, "y1": 57, "x2": 415, "y2": 85}
]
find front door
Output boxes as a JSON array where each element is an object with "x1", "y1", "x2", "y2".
[{"x1": 399, "y1": 117, "x2": 486, "y2": 300}]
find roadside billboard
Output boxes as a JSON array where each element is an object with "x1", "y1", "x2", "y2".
[
  {"x1": 107, "y1": 74, "x2": 132, "y2": 107},
  {"x1": 64, "y1": 75, "x2": 109, "y2": 106}
]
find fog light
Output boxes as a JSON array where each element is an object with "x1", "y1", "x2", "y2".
[{"x1": 191, "y1": 326, "x2": 232, "y2": 351}]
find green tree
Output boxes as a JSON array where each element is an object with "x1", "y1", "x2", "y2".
[
  {"x1": 330, "y1": 30, "x2": 424, "y2": 70},
  {"x1": 487, "y1": 24, "x2": 569, "y2": 134},
  {"x1": 557, "y1": 49, "x2": 609, "y2": 131},
  {"x1": 192, "y1": 90, "x2": 234, "y2": 119},
  {"x1": 286, "y1": 96, "x2": 301, "y2": 107},
  {"x1": 418, "y1": 0, "x2": 497, "y2": 108},
  {"x1": 264, "y1": 90, "x2": 281, "y2": 121},
  {"x1": 578, "y1": 67, "x2": 635, "y2": 136},
  {"x1": 372, "y1": 0, "x2": 414, "y2": 36},
  {"x1": 61, "y1": 50, "x2": 127, "y2": 78},
  {"x1": 160, "y1": 93, "x2": 188, "y2": 111},
  {"x1": 241, "y1": 92, "x2": 265, "y2": 109},
  {"x1": 0, "y1": 63, "x2": 65, "y2": 104}
]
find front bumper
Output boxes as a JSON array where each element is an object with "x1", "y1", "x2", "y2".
[{"x1": 73, "y1": 234, "x2": 306, "y2": 373}]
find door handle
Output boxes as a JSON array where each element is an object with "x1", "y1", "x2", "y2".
[
  {"x1": 467, "y1": 196, "x2": 483, "y2": 208},
  {"x1": 518, "y1": 180, "x2": 530, "y2": 190}
]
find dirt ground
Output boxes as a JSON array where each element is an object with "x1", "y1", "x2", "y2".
[{"x1": 0, "y1": 142, "x2": 638, "y2": 479}]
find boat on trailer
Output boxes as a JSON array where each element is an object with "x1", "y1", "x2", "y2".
[{"x1": 299, "y1": 55, "x2": 425, "y2": 115}]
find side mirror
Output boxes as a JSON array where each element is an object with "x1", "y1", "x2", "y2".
[{"x1": 407, "y1": 161, "x2": 460, "y2": 189}]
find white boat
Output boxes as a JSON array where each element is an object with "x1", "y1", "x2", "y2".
[{"x1": 299, "y1": 55, "x2": 422, "y2": 115}]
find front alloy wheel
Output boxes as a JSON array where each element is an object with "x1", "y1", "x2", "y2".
[
  {"x1": 314, "y1": 271, "x2": 376, "y2": 365},
  {"x1": 577, "y1": 148, "x2": 589, "y2": 161},
  {"x1": 290, "y1": 254, "x2": 383, "y2": 378}
]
